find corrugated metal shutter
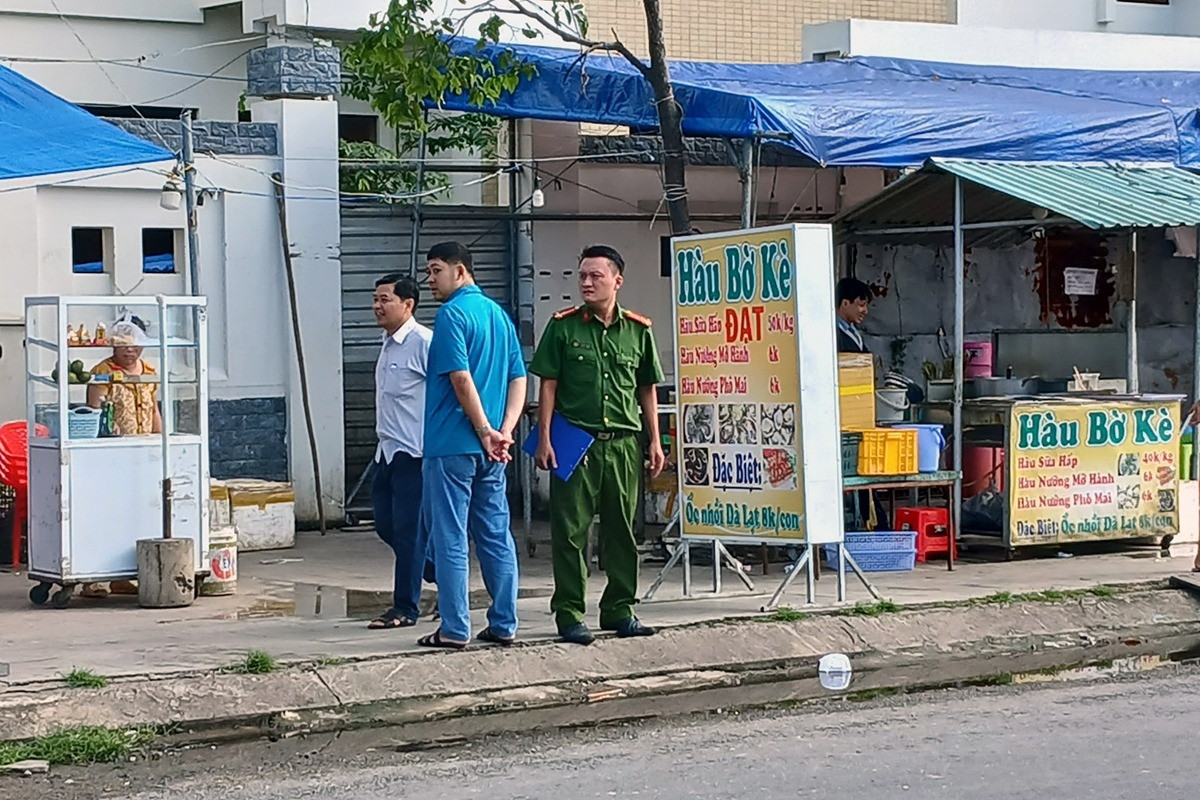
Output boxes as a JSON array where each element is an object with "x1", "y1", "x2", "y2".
[{"x1": 340, "y1": 202, "x2": 513, "y2": 503}]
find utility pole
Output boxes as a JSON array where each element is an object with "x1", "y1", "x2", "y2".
[{"x1": 181, "y1": 110, "x2": 201, "y2": 295}]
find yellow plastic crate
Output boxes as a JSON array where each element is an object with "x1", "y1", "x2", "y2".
[{"x1": 857, "y1": 428, "x2": 918, "y2": 476}]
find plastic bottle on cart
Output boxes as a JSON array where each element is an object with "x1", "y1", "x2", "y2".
[
  {"x1": 98, "y1": 400, "x2": 115, "y2": 437},
  {"x1": 1182, "y1": 426, "x2": 1195, "y2": 482}
]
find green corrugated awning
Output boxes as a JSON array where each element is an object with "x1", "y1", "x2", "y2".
[
  {"x1": 835, "y1": 159, "x2": 1200, "y2": 246},
  {"x1": 931, "y1": 158, "x2": 1200, "y2": 229}
]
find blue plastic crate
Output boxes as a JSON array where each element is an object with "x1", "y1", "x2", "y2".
[
  {"x1": 842, "y1": 531, "x2": 917, "y2": 552},
  {"x1": 823, "y1": 546, "x2": 916, "y2": 572}
]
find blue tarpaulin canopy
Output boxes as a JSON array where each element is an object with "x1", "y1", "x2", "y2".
[
  {"x1": 0, "y1": 63, "x2": 173, "y2": 181},
  {"x1": 440, "y1": 40, "x2": 1200, "y2": 169}
]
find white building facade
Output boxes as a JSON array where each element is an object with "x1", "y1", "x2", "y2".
[
  {"x1": 807, "y1": 0, "x2": 1200, "y2": 69},
  {"x1": 0, "y1": 1, "x2": 400, "y2": 522}
]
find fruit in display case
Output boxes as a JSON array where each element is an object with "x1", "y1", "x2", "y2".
[{"x1": 52, "y1": 360, "x2": 91, "y2": 384}]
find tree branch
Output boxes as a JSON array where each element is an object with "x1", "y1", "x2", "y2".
[{"x1": 499, "y1": 0, "x2": 651, "y2": 77}]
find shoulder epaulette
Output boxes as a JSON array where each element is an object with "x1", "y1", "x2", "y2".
[
  {"x1": 623, "y1": 309, "x2": 653, "y2": 327},
  {"x1": 553, "y1": 305, "x2": 582, "y2": 320}
]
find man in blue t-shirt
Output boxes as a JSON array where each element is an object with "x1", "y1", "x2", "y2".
[{"x1": 417, "y1": 241, "x2": 527, "y2": 650}]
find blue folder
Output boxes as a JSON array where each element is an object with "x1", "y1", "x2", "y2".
[{"x1": 522, "y1": 412, "x2": 595, "y2": 482}]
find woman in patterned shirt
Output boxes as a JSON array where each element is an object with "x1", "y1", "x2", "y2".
[
  {"x1": 81, "y1": 316, "x2": 161, "y2": 598},
  {"x1": 85, "y1": 316, "x2": 162, "y2": 436}
]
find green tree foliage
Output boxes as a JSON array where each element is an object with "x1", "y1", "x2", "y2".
[{"x1": 341, "y1": 0, "x2": 691, "y2": 231}]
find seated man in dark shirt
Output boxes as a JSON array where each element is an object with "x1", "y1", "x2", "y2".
[
  {"x1": 835, "y1": 277, "x2": 888, "y2": 530},
  {"x1": 836, "y1": 278, "x2": 871, "y2": 354}
]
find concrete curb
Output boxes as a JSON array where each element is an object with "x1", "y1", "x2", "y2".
[{"x1": 3, "y1": 588, "x2": 1199, "y2": 744}]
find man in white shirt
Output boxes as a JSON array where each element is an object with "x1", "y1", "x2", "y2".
[{"x1": 369, "y1": 274, "x2": 434, "y2": 629}]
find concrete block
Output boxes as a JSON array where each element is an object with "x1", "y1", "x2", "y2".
[
  {"x1": 1178, "y1": 481, "x2": 1198, "y2": 545},
  {"x1": 209, "y1": 480, "x2": 232, "y2": 530},
  {"x1": 225, "y1": 479, "x2": 296, "y2": 551}
]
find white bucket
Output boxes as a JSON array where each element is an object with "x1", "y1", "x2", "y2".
[
  {"x1": 876, "y1": 387, "x2": 909, "y2": 424},
  {"x1": 199, "y1": 526, "x2": 238, "y2": 597}
]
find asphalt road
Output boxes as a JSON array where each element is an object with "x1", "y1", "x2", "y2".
[{"x1": 7, "y1": 665, "x2": 1195, "y2": 800}]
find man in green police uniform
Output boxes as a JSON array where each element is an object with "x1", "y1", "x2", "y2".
[{"x1": 530, "y1": 244, "x2": 666, "y2": 646}]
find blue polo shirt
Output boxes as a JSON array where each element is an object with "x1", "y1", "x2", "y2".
[{"x1": 424, "y1": 284, "x2": 526, "y2": 458}]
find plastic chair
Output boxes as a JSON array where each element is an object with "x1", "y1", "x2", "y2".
[{"x1": 0, "y1": 421, "x2": 49, "y2": 568}]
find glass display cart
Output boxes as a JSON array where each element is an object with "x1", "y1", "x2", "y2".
[{"x1": 23, "y1": 295, "x2": 210, "y2": 607}]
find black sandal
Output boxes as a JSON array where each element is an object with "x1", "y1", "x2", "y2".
[
  {"x1": 476, "y1": 626, "x2": 515, "y2": 647},
  {"x1": 367, "y1": 611, "x2": 417, "y2": 630},
  {"x1": 417, "y1": 629, "x2": 469, "y2": 650}
]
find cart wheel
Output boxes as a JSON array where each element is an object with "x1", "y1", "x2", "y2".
[
  {"x1": 346, "y1": 513, "x2": 359, "y2": 527},
  {"x1": 526, "y1": 539, "x2": 537, "y2": 558},
  {"x1": 29, "y1": 582, "x2": 52, "y2": 606},
  {"x1": 1004, "y1": 549, "x2": 1015, "y2": 563},
  {"x1": 50, "y1": 586, "x2": 75, "y2": 609}
]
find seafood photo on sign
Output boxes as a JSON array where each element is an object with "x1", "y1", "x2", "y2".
[
  {"x1": 1117, "y1": 453, "x2": 1140, "y2": 477},
  {"x1": 1159, "y1": 489, "x2": 1176, "y2": 513},
  {"x1": 683, "y1": 447, "x2": 710, "y2": 486},
  {"x1": 683, "y1": 404, "x2": 715, "y2": 444},
  {"x1": 763, "y1": 448, "x2": 798, "y2": 491},
  {"x1": 1117, "y1": 483, "x2": 1140, "y2": 510},
  {"x1": 760, "y1": 403, "x2": 796, "y2": 447},
  {"x1": 718, "y1": 403, "x2": 758, "y2": 445}
]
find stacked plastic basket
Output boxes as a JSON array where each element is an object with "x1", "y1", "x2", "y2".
[{"x1": 823, "y1": 531, "x2": 917, "y2": 572}]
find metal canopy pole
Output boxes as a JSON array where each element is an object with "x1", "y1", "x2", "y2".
[
  {"x1": 739, "y1": 139, "x2": 754, "y2": 228},
  {"x1": 1128, "y1": 231, "x2": 1140, "y2": 394},
  {"x1": 950, "y1": 176, "x2": 964, "y2": 572},
  {"x1": 1191, "y1": 225, "x2": 1200, "y2": 484},
  {"x1": 1190, "y1": 225, "x2": 1200, "y2": 422},
  {"x1": 407, "y1": 111, "x2": 429, "y2": 280},
  {"x1": 181, "y1": 111, "x2": 200, "y2": 296}
]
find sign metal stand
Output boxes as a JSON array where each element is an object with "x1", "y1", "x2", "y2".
[{"x1": 647, "y1": 224, "x2": 882, "y2": 609}]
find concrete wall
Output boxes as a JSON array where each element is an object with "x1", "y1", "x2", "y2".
[
  {"x1": 845, "y1": 233, "x2": 1198, "y2": 402},
  {"x1": 804, "y1": 17, "x2": 1200, "y2": 69},
  {"x1": 582, "y1": 0, "x2": 955, "y2": 62},
  {"x1": 0, "y1": 4, "x2": 251, "y2": 120},
  {"x1": 0, "y1": 127, "x2": 343, "y2": 518},
  {"x1": 252, "y1": 97, "x2": 346, "y2": 523},
  {"x1": 958, "y1": 0, "x2": 1182, "y2": 35},
  {"x1": 0, "y1": 156, "x2": 289, "y2": 420}
]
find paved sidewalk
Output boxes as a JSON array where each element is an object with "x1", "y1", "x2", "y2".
[{"x1": 0, "y1": 526, "x2": 1190, "y2": 685}]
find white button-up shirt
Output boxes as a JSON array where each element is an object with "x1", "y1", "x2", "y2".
[
  {"x1": 837, "y1": 317, "x2": 865, "y2": 351},
  {"x1": 375, "y1": 317, "x2": 433, "y2": 463}
]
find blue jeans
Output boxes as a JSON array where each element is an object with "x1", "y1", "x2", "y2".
[
  {"x1": 371, "y1": 453, "x2": 433, "y2": 621},
  {"x1": 423, "y1": 454, "x2": 519, "y2": 641}
]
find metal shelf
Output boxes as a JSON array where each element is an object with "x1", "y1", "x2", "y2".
[{"x1": 27, "y1": 337, "x2": 199, "y2": 351}]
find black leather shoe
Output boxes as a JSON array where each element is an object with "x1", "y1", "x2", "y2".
[
  {"x1": 602, "y1": 617, "x2": 657, "y2": 638},
  {"x1": 559, "y1": 623, "x2": 596, "y2": 646}
]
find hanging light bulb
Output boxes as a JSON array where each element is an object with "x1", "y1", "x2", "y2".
[
  {"x1": 160, "y1": 172, "x2": 183, "y2": 211},
  {"x1": 531, "y1": 176, "x2": 545, "y2": 209}
]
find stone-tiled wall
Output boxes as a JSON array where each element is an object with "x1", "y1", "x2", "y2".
[
  {"x1": 209, "y1": 397, "x2": 288, "y2": 481},
  {"x1": 246, "y1": 45, "x2": 341, "y2": 98},
  {"x1": 579, "y1": 135, "x2": 816, "y2": 167},
  {"x1": 108, "y1": 119, "x2": 279, "y2": 157}
]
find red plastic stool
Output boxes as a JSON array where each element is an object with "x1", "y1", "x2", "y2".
[
  {"x1": 0, "y1": 421, "x2": 49, "y2": 568},
  {"x1": 895, "y1": 507, "x2": 956, "y2": 563}
]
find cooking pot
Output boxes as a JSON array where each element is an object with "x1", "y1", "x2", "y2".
[{"x1": 964, "y1": 376, "x2": 1040, "y2": 398}]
